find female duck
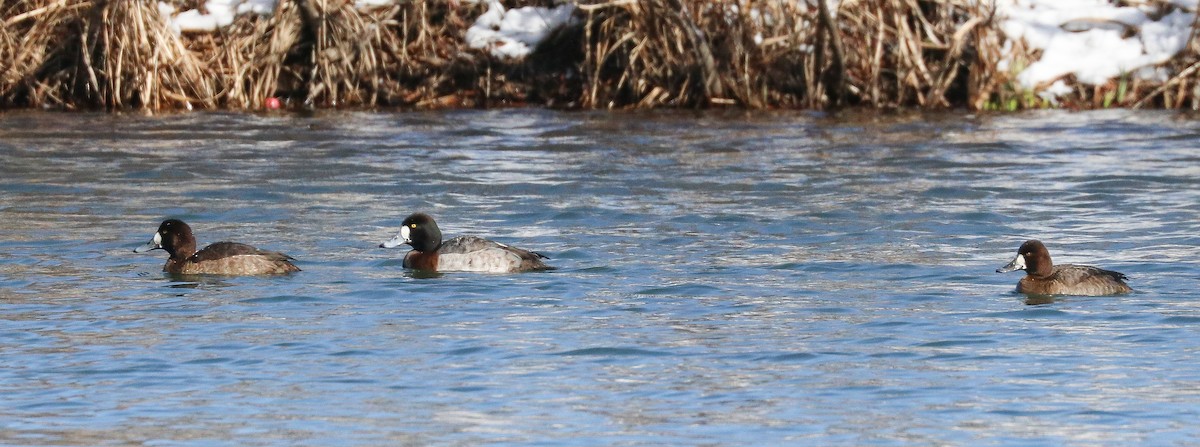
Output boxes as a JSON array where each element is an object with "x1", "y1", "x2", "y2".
[
  {"x1": 996, "y1": 240, "x2": 1131, "y2": 296},
  {"x1": 380, "y1": 213, "x2": 551, "y2": 273},
  {"x1": 134, "y1": 219, "x2": 300, "y2": 275}
]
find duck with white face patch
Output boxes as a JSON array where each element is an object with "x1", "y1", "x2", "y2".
[
  {"x1": 996, "y1": 239, "x2": 1132, "y2": 296},
  {"x1": 134, "y1": 219, "x2": 300, "y2": 276},
  {"x1": 379, "y1": 212, "x2": 553, "y2": 274}
]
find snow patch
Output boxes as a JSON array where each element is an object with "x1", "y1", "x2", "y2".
[
  {"x1": 998, "y1": 0, "x2": 1195, "y2": 99},
  {"x1": 466, "y1": 0, "x2": 577, "y2": 60}
]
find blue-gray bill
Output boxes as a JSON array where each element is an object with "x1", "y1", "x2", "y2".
[
  {"x1": 996, "y1": 253, "x2": 1026, "y2": 273},
  {"x1": 133, "y1": 232, "x2": 163, "y2": 253},
  {"x1": 379, "y1": 225, "x2": 411, "y2": 249}
]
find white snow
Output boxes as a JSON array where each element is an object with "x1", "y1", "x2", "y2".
[
  {"x1": 159, "y1": 0, "x2": 275, "y2": 33},
  {"x1": 355, "y1": 0, "x2": 398, "y2": 8},
  {"x1": 159, "y1": 0, "x2": 396, "y2": 33},
  {"x1": 997, "y1": 0, "x2": 1196, "y2": 96},
  {"x1": 466, "y1": 0, "x2": 577, "y2": 59},
  {"x1": 1037, "y1": 80, "x2": 1073, "y2": 104},
  {"x1": 156, "y1": 0, "x2": 578, "y2": 57}
]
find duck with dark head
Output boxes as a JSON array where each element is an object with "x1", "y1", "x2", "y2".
[
  {"x1": 135, "y1": 219, "x2": 300, "y2": 275},
  {"x1": 380, "y1": 213, "x2": 552, "y2": 273},
  {"x1": 997, "y1": 240, "x2": 1131, "y2": 296}
]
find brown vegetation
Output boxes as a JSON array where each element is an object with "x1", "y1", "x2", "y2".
[{"x1": 0, "y1": 0, "x2": 1197, "y2": 111}]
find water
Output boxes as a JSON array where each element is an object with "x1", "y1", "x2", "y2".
[{"x1": 1, "y1": 109, "x2": 1199, "y2": 446}]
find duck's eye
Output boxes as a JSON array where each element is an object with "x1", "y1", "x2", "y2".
[{"x1": 409, "y1": 224, "x2": 417, "y2": 228}]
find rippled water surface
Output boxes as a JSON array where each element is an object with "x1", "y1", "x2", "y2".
[{"x1": 2, "y1": 109, "x2": 1199, "y2": 446}]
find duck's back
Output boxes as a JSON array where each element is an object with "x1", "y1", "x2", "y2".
[
  {"x1": 433, "y1": 236, "x2": 550, "y2": 273},
  {"x1": 169, "y1": 242, "x2": 300, "y2": 275},
  {"x1": 1018, "y1": 264, "x2": 1131, "y2": 296}
]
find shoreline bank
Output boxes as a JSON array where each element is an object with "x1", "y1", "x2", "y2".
[{"x1": 2, "y1": 0, "x2": 1198, "y2": 112}]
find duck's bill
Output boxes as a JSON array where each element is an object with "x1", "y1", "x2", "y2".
[
  {"x1": 996, "y1": 253, "x2": 1026, "y2": 273},
  {"x1": 133, "y1": 232, "x2": 162, "y2": 253},
  {"x1": 379, "y1": 233, "x2": 407, "y2": 249},
  {"x1": 379, "y1": 226, "x2": 411, "y2": 249}
]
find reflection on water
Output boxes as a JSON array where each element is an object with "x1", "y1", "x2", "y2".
[{"x1": 1, "y1": 109, "x2": 1199, "y2": 445}]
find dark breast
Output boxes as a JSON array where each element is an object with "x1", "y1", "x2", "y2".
[{"x1": 403, "y1": 250, "x2": 440, "y2": 271}]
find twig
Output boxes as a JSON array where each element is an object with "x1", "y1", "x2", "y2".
[
  {"x1": 1132, "y1": 60, "x2": 1200, "y2": 109},
  {"x1": 4, "y1": 0, "x2": 91, "y2": 27},
  {"x1": 577, "y1": 0, "x2": 639, "y2": 13}
]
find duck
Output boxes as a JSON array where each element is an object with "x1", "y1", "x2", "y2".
[
  {"x1": 134, "y1": 219, "x2": 300, "y2": 275},
  {"x1": 379, "y1": 212, "x2": 552, "y2": 273},
  {"x1": 996, "y1": 239, "x2": 1131, "y2": 296}
]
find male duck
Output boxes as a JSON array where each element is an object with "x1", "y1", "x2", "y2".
[
  {"x1": 134, "y1": 219, "x2": 300, "y2": 275},
  {"x1": 996, "y1": 239, "x2": 1131, "y2": 296},
  {"x1": 380, "y1": 213, "x2": 552, "y2": 273}
]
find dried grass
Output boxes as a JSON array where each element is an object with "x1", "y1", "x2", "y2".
[
  {"x1": 833, "y1": 0, "x2": 988, "y2": 108},
  {"x1": 188, "y1": 3, "x2": 302, "y2": 109},
  {"x1": 574, "y1": 0, "x2": 1000, "y2": 109},
  {"x1": 383, "y1": 1, "x2": 492, "y2": 107},
  {"x1": 86, "y1": 0, "x2": 215, "y2": 109},
  {"x1": 1, "y1": 0, "x2": 89, "y2": 107},
  {"x1": 2, "y1": 0, "x2": 214, "y2": 109},
  {"x1": 1, "y1": 0, "x2": 1198, "y2": 111}
]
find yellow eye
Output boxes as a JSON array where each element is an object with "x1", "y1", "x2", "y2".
[{"x1": 409, "y1": 224, "x2": 417, "y2": 228}]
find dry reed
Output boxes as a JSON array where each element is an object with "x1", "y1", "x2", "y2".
[
  {"x1": 191, "y1": 2, "x2": 302, "y2": 109},
  {"x1": 2, "y1": 0, "x2": 89, "y2": 107},
  {"x1": 87, "y1": 0, "x2": 216, "y2": 109},
  {"x1": 1, "y1": 0, "x2": 1198, "y2": 111}
]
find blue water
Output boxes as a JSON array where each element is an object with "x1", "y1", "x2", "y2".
[{"x1": 1, "y1": 109, "x2": 1199, "y2": 446}]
